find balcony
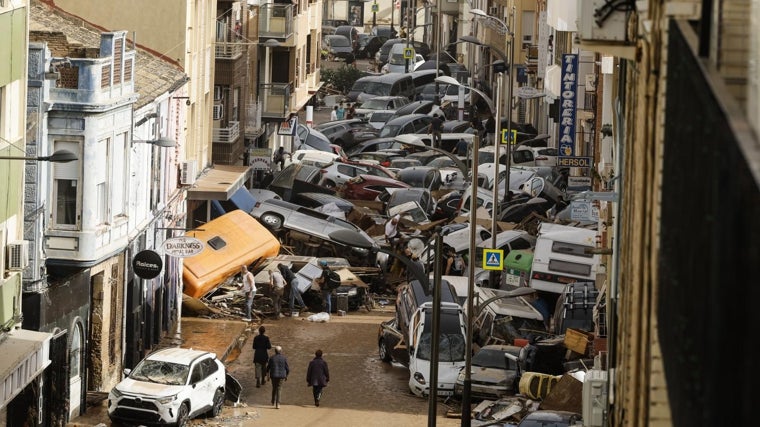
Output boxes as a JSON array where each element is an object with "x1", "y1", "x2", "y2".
[
  {"x1": 215, "y1": 41, "x2": 245, "y2": 60},
  {"x1": 259, "y1": 82, "x2": 291, "y2": 118},
  {"x1": 212, "y1": 121, "x2": 241, "y2": 144},
  {"x1": 259, "y1": 4, "x2": 294, "y2": 41}
]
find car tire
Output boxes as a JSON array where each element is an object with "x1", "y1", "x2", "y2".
[
  {"x1": 379, "y1": 339, "x2": 392, "y2": 363},
  {"x1": 176, "y1": 403, "x2": 190, "y2": 427},
  {"x1": 210, "y1": 388, "x2": 224, "y2": 417},
  {"x1": 323, "y1": 180, "x2": 337, "y2": 189},
  {"x1": 260, "y1": 213, "x2": 283, "y2": 231}
]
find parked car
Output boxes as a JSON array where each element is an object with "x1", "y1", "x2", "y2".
[
  {"x1": 293, "y1": 192, "x2": 355, "y2": 213},
  {"x1": 389, "y1": 158, "x2": 423, "y2": 170},
  {"x1": 250, "y1": 198, "x2": 377, "y2": 257},
  {"x1": 454, "y1": 345, "x2": 522, "y2": 400},
  {"x1": 346, "y1": 75, "x2": 379, "y2": 103},
  {"x1": 344, "y1": 137, "x2": 409, "y2": 156},
  {"x1": 295, "y1": 123, "x2": 333, "y2": 152},
  {"x1": 382, "y1": 44, "x2": 426, "y2": 73},
  {"x1": 287, "y1": 149, "x2": 340, "y2": 167},
  {"x1": 431, "y1": 189, "x2": 462, "y2": 221},
  {"x1": 512, "y1": 145, "x2": 559, "y2": 167},
  {"x1": 357, "y1": 33, "x2": 385, "y2": 58},
  {"x1": 313, "y1": 119, "x2": 378, "y2": 150},
  {"x1": 388, "y1": 100, "x2": 444, "y2": 121},
  {"x1": 267, "y1": 163, "x2": 332, "y2": 202},
  {"x1": 370, "y1": 25, "x2": 397, "y2": 39},
  {"x1": 383, "y1": 187, "x2": 436, "y2": 217},
  {"x1": 515, "y1": 410, "x2": 583, "y2": 427},
  {"x1": 322, "y1": 34, "x2": 354, "y2": 61},
  {"x1": 348, "y1": 151, "x2": 404, "y2": 167},
  {"x1": 108, "y1": 348, "x2": 230, "y2": 426},
  {"x1": 357, "y1": 73, "x2": 415, "y2": 103},
  {"x1": 396, "y1": 166, "x2": 442, "y2": 192},
  {"x1": 378, "y1": 113, "x2": 433, "y2": 138},
  {"x1": 340, "y1": 174, "x2": 410, "y2": 200},
  {"x1": 353, "y1": 95, "x2": 411, "y2": 120},
  {"x1": 367, "y1": 110, "x2": 397, "y2": 130},
  {"x1": 318, "y1": 160, "x2": 396, "y2": 188}
]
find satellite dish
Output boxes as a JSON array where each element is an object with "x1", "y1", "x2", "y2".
[{"x1": 407, "y1": 238, "x2": 426, "y2": 258}]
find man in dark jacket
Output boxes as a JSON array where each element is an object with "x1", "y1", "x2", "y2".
[
  {"x1": 267, "y1": 345, "x2": 289, "y2": 409},
  {"x1": 306, "y1": 349, "x2": 330, "y2": 407},
  {"x1": 252, "y1": 326, "x2": 271, "y2": 388},
  {"x1": 277, "y1": 263, "x2": 307, "y2": 315}
]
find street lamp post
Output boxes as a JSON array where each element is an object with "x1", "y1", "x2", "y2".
[{"x1": 0, "y1": 149, "x2": 78, "y2": 163}]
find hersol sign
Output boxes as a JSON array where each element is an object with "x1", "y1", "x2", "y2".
[{"x1": 163, "y1": 236, "x2": 204, "y2": 258}]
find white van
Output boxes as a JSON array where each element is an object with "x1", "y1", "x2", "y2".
[
  {"x1": 285, "y1": 149, "x2": 340, "y2": 168},
  {"x1": 529, "y1": 222, "x2": 600, "y2": 294}
]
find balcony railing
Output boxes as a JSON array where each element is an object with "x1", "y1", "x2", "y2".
[
  {"x1": 212, "y1": 121, "x2": 240, "y2": 143},
  {"x1": 259, "y1": 82, "x2": 291, "y2": 118},
  {"x1": 259, "y1": 4, "x2": 294, "y2": 40},
  {"x1": 215, "y1": 41, "x2": 245, "y2": 59}
]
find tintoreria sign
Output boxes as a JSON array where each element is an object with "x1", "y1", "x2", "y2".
[
  {"x1": 163, "y1": 236, "x2": 205, "y2": 258},
  {"x1": 559, "y1": 53, "x2": 578, "y2": 157}
]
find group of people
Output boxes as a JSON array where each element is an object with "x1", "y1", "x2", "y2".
[
  {"x1": 252, "y1": 326, "x2": 330, "y2": 408},
  {"x1": 239, "y1": 262, "x2": 311, "y2": 321},
  {"x1": 330, "y1": 102, "x2": 356, "y2": 121}
]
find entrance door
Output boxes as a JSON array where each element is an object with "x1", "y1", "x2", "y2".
[{"x1": 68, "y1": 323, "x2": 83, "y2": 419}]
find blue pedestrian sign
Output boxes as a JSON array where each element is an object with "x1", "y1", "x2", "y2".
[{"x1": 482, "y1": 249, "x2": 504, "y2": 271}]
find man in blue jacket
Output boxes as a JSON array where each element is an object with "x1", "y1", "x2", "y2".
[{"x1": 267, "y1": 346, "x2": 289, "y2": 409}]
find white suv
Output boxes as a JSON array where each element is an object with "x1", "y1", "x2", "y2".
[{"x1": 108, "y1": 348, "x2": 228, "y2": 427}]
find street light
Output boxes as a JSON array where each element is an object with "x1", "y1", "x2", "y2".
[
  {"x1": 0, "y1": 149, "x2": 78, "y2": 163},
  {"x1": 132, "y1": 137, "x2": 177, "y2": 148}
]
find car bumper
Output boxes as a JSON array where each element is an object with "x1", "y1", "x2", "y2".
[
  {"x1": 453, "y1": 382, "x2": 510, "y2": 400},
  {"x1": 108, "y1": 397, "x2": 177, "y2": 425}
]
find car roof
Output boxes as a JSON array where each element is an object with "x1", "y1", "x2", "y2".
[
  {"x1": 146, "y1": 347, "x2": 214, "y2": 365},
  {"x1": 384, "y1": 113, "x2": 429, "y2": 125}
]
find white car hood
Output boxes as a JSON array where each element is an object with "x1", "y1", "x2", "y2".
[{"x1": 115, "y1": 378, "x2": 185, "y2": 397}]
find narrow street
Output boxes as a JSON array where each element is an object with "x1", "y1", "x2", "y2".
[{"x1": 219, "y1": 308, "x2": 463, "y2": 427}]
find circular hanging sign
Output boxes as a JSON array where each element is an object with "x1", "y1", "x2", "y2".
[
  {"x1": 132, "y1": 250, "x2": 163, "y2": 280},
  {"x1": 163, "y1": 236, "x2": 205, "y2": 258}
]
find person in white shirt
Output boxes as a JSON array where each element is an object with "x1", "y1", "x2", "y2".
[
  {"x1": 241, "y1": 265, "x2": 257, "y2": 321},
  {"x1": 384, "y1": 214, "x2": 401, "y2": 250},
  {"x1": 269, "y1": 269, "x2": 286, "y2": 318},
  {"x1": 330, "y1": 105, "x2": 338, "y2": 121}
]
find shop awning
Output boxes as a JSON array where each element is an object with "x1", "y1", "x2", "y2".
[
  {"x1": 0, "y1": 329, "x2": 52, "y2": 408},
  {"x1": 187, "y1": 165, "x2": 250, "y2": 201}
]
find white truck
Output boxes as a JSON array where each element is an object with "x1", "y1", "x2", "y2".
[{"x1": 377, "y1": 279, "x2": 467, "y2": 397}]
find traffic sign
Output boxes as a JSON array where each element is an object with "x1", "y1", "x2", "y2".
[
  {"x1": 501, "y1": 129, "x2": 517, "y2": 145},
  {"x1": 403, "y1": 47, "x2": 414, "y2": 59},
  {"x1": 372, "y1": 2, "x2": 378, "y2": 13},
  {"x1": 482, "y1": 249, "x2": 504, "y2": 271}
]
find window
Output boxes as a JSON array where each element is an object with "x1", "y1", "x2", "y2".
[
  {"x1": 112, "y1": 133, "x2": 126, "y2": 216},
  {"x1": 551, "y1": 241, "x2": 594, "y2": 258},
  {"x1": 548, "y1": 259, "x2": 592, "y2": 276},
  {"x1": 96, "y1": 183, "x2": 106, "y2": 224},
  {"x1": 53, "y1": 140, "x2": 81, "y2": 227},
  {"x1": 232, "y1": 88, "x2": 240, "y2": 121},
  {"x1": 69, "y1": 323, "x2": 82, "y2": 377}
]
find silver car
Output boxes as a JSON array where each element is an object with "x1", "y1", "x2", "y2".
[{"x1": 250, "y1": 198, "x2": 377, "y2": 261}]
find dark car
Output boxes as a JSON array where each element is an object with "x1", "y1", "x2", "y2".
[
  {"x1": 405, "y1": 149, "x2": 444, "y2": 166},
  {"x1": 267, "y1": 163, "x2": 332, "y2": 202},
  {"x1": 389, "y1": 100, "x2": 441, "y2": 121},
  {"x1": 370, "y1": 25, "x2": 396, "y2": 39},
  {"x1": 383, "y1": 188, "x2": 436, "y2": 217},
  {"x1": 442, "y1": 120, "x2": 473, "y2": 133},
  {"x1": 378, "y1": 113, "x2": 433, "y2": 138},
  {"x1": 344, "y1": 137, "x2": 408, "y2": 156},
  {"x1": 396, "y1": 166, "x2": 442, "y2": 192},
  {"x1": 346, "y1": 75, "x2": 379, "y2": 103},
  {"x1": 322, "y1": 34, "x2": 354, "y2": 61},
  {"x1": 431, "y1": 189, "x2": 462, "y2": 220},
  {"x1": 323, "y1": 19, "x2": 349, "y2": 27},
  {"x1": 348, "y1": 151, "x2": 405, "y2": 167},
  {"x1": 358, "y1": 34, "x2": 386, "y2": 59},
  {"x1": 374, "y1": 39, "x2": 431, "y2": 70},
  {"x1": 313, "y1": 119, "x2": 378, "y2": 150}
]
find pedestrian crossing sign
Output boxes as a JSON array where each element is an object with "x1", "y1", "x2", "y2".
[{"x1": 483, "y1": 249, "x2": 504, "y2": 271}]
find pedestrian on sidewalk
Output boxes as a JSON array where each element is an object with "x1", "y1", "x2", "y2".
[
  {"x1": 277, "y1": 263, "x2": 307, "y2": 315},
  {"x1": 269, "y1": 269, "x2": 286, "y2": 318},
  {"x1": 314, "y1": 260, "x2": 339, "y2": 314},
  {"x1": 240, "y1": 265, "x2": 256, "y2": 321},
  {"x1": 267, "y1": 346, "x2": 289, "y2": 409},
  {"x1": 306, "y1": 349, "x2": 330, "y2": 407},
  {"x1": 252, "y1": 326, "x2": 271, "y2": 388}
]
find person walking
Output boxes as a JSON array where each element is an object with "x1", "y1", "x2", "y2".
[
  {"x1": 240, "y1": 265, "x2": 256, "y2": 321},
  {"x1": 272, "y1": 146, "x2": 289, "y2": 171},
  {"x1": 445, "y1": 246, "x2": 466, "y2": 276},
  {"x1": 267, "y1": 346, "x2": 289, "y2": 409},
  {"x1": 428, "y1": 113, "x2": 443, "y2": 149},
  {"x1": 252, "y1": 326, "x2": 271, "y2": 387},
  {"x1": 269, "y1": 269, "x2": 286, "y2": 318},
  {"x1": 330, "y1": 105, "x2": 338, "y2": 121},
  {"x1": 336, "y1": 103, "x2": 346, "y2": 120},
  {"x1": 306, "y1": 349, "x2": 330, "y2": 407},
  {"x1": 277, "y1": 263, "x2": 307, "y2": 316}
]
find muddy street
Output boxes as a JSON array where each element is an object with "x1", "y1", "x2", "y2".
[{"x1": 219, "y1": 308, "x2": 463, "y2": 427}]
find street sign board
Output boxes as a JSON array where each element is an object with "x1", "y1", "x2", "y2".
[
  {"x1": 163, "y1": 237, "x2": 205, "y2": 258},
  {"x1": 557, "y1": 156, "x2": 592, "y2": 168},
  {"x1": 517, "y1": 86, "x2": 543, "y2": 99},
  {"x1": 500, "y1": 129, "x2": 517, "y2": 145},
  {"x1": 372, "y1": 2, "x2": 378, "y2": 13},
  {"x1": 570, "y1": 201, "x2": 600, "y2": 221},
  {"x1": 482, "y1": 249, "x2": 504, "y2": 271}
]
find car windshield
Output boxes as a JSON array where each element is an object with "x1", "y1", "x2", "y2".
[
  {"x1": 370, "y1": 111, "x2": 395, "y2": 122},
  {"x1": 351, "y1": 80, "x2": 371, "y2": 92},
  {"x1": 473, "y1": 348, "x2": 518, "y2": 369},
  {"x1": 364, "y1": 81, "x2": 392, "y2": 96},
  {"x1": 428, "y1": 157, "x2": 457, "y2": 168},
  {"x1": 379, "y1": 124, "x2": 402, "y2": 137},
  {"x1": 416, "y1": 310, "x2": 466, "y2": 362},
  {"x1": 130, "y1": 359, "x2": 189, "y2": 385},
  {"x1": 361, "y1": 98, "x2": 392, "y2": 109},
  {"x1": 388, "y1": 53, "x2": 405, "y2": 65}
]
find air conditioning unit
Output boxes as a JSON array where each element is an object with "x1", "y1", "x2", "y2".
[
  {"x1": 180, "y1": 160, "x2": 197, "y2": 185},
  {"x1": 7, "y1": 241, "x2": 29, "y2": 271},
  {"x1": 213, "y1": 104, "x2": 224, "y2": 120}
]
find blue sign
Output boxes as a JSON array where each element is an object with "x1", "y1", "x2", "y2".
[
  {"x1": 559, "y1": 54, "x2": 578, "y2": 157},
  {"x1": 482, "y1": 249, "x2": 504, "y2": 271}
]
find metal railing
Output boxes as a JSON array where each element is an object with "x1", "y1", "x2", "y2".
[
  {"x1": 245, "y1": 101, "x2": 264, "y2": 137},
  {"x1": 212, "y1": 121, "x2": 240, "y2": 143},
  {"x1": 259, "y1": 82, "x2": 291, "y2": 117},
  {"x1": 259, "y1": 4, "x2": 294, "y2": 40},
  {"x1": 215, "y1": 41, "x2": 245, "y2": 59}
]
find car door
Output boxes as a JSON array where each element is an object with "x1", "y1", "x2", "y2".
[{"x1": 189, "y1": 358, "x2": 216, "y2": 413}]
